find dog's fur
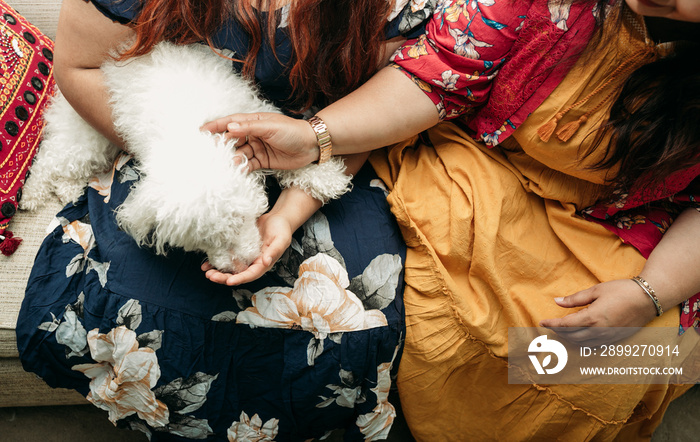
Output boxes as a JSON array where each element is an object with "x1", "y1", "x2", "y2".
[{"x1": 21, "y1": 42, "x2": 352, "y2": 273}]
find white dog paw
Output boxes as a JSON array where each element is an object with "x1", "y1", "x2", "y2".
[
  {"x1": 18, "y1": 195, "x2": 41, "y2": 211},
  {"x1": 207, "y1": 251, "x2": 253, "y2": 275},
  {"x1": 18, "y1": 179, "x2": 52, "y2": 211}
]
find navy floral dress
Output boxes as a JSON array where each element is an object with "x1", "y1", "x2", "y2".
[{"x1": 16, "y1": 1, "x2": 432, "y2": 441}]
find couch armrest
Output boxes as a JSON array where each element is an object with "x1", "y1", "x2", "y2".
[{"x1": 7, "y1": 0, "x2": 63, "y2": 39}]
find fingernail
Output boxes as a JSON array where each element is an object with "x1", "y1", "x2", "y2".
[
  {"x1": 228, "y1": 122, "x2": 240, "y2": 130},
  {"x1": 554, "y1": 297, "x2": 565, "y2": 303}
]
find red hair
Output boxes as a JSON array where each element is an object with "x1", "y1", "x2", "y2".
[{"x1": 123, "y1": 0, "x2": 392, "y2": 110}]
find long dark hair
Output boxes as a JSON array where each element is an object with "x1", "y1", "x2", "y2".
[
  {"x1": 570, "y1": 0, "x2": 700, "y2": 199},
  {"x1": 121, "y1": 0, "x2": 392, "y2": 110},
  {"x1": 590, "y1": 42, "x2": 700, "y2": 197}
]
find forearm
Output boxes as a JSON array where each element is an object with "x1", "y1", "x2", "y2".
[
  {"x1": 208, "y1": 65, "x2": 440, "y2": 169},
  {"x1": 638, "y1": 208, "x2": 700, "y2": 312},
  {"x1": 341, "y1": 152, "x2": 371, "y2": 176},
  {"x1": 268, "y1": 151, "x2": 367, "y2": 234},
  {"x1": 539, "y1": 208, "x2": 700, "y2": 340},
  {"x1": 316, "y1": 66, "x2": 439, "y2": 156},
  {"x1": 269, "y1": 186, "x2": 323, "y2": 232}
]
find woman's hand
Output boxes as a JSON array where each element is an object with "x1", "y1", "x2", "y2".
[
  {"x1": 201, "y1": 185, "x2": 323, "y2": 286},
  {"x1": 203, "y1": 67, "x2": 440, "y2": 173},
  {"x1": 202, "y1": 113, "x2": 319, "y2": 171},
  {"x1": 539, "y1": 279, "x2": 658, "y2": 346},
  {"x1": 540, "y1": 209, "x2": 700, "y2": 347},
  {"x1": 201, "y1": 211, "x2": 293, "y2": 286}
]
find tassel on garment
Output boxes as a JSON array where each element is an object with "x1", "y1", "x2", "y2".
[
  {"x1": 537, "y1": 48, "x2": 655, "y2": 143},
  {"x1": 0, "y1": 230, "x2": 22, "y2": 256}
]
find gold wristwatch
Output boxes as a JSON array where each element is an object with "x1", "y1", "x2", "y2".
[{"x1": 307, "y1": 116, "x2": 332, "y2": 164}]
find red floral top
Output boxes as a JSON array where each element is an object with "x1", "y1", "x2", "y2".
[{"x1": 392, "y1": 0, "x2": 599, "y2": 146}]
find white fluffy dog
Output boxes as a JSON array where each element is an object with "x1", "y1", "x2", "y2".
[{"x1": 21, "y1": 42, "x2": 351, "y2": 273}]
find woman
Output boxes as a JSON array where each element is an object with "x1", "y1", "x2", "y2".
[
  {"x1": 204, "y1": 0, "x2": 700, "y2": 440},
  {"x1": 17, "y1": 1, "x2": 433, "y2": 441}
]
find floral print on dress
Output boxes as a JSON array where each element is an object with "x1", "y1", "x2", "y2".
[
  {"x1": 88, "y1": 152, "x2": 133, "y2": 203},
  {"x1": 481, "y1": 120, "x2": 513, "y2": 146},
  {"x1": 62, "y1": 217, "x2": 95, "y2": 253},
  {"x1": 272, "y1": 211, "x2": 403, "y2": 313},
  {"x1": 432, "y1": 69, "x2": 460, "y2": 90},
  {"x1": 356, "y1": 358, "x2": 397, "y2": 441},
  {"x1": 38, "y1": 292, "x2": 90, "y2": 359},
  {"x1": 548, "y1": 0, "x2": 572, "y2": 31},
  {"x1": 317, "y1": 369, "x2": 367, "y2": 410},
  {"x1": 42, "y1": 295, "x2": 220, "y2": 440},
  {"x1": 55, "y1": 303, "x2": 89, "y2": 359},
  {"x1": 150, "y1": 372, "x2": 219, "y2": 439},
  {"x1": 233, "y1": 248, "x2": 400, "y2": 367},
  {"x1": 399, "y1": 0, "x2": 437, "y2": 34},
  {"x1": 22, "y1": 150, "x2": 406, "y2": 438},
  {"x1": 436, "y1": 0, "x2": 467, "y2": 29},
  {"x1": 56, "y1": 215, "x2": 111, "y2": 287},
  {"x1": 236, "y1": 253, "x2": 389, "y2": 339},
  {"x1": 614, "y1": 214, "x2": 646, "y2": 230},
  {"x1": 389, "y1": 0, "x2": 412, "y2": 21},
  {"x1": 19, "y1": 3, "x2": 408, "y2": 440},
  {"x1": 393, "y1": 1, "x2": 601, "y2": 145},
  {"x1": 392, "y1": 0, "x2": 523, "y2": 122},
  {"x1": 681, "y1": 298, "x2": 700, "y2": 329},
  {"x1": 37, "y1": 289, "x2": 222, "y2": 439},
  {"x1": 227, "y1": 411, "x2": 279, "y2": 442},
  {"x1": 448, "y1": 25, "x2": 493, "y2": 59},
  {"x1": 72, "y1": 326, "x2": 170, "y2": 428}
]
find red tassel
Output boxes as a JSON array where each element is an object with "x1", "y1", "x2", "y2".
[{"x1": 0, "y1": 230, "x2": 22, "y2": 256}]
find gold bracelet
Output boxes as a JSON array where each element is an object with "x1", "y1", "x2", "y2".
[
  {"x1": 631, "y1": 276, "x2": 663, "y2": 316},
  {"x1": 307, "y1": 116, "x2": 332, "y2": 164}
]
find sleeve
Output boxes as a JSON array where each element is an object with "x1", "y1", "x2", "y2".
[
  {"x1": 86, "y1": 0, "x2": 143, "y2": 25},
  {"x1": 392, "y1": 0, "x2": 531, "y2": 120}
]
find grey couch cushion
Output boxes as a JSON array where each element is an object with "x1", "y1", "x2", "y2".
[
  {"x1": 0, "y1": 200, "x2": 63, "y2": 338},
  {"x1": 6, "y1": 0, "x2": 61, "y2": 39}
]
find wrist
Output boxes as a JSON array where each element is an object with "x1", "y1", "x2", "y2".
[
  {"x1": 269, "y1": 187, "x2": 323, "y2": 230},
  {"x1": 631, "y1": 276, "x2": 664, "y2": 317},
  {"x1": 301, "y1": 119, "x2": 321, "y2": 164},
  {"x1": 306, "y1": 115, "x2": 333, "y2": 164}
]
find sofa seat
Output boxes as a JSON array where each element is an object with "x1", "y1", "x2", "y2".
[
  {"x1": 0, "y1": 2, "x2": 85, "y2": 406},
  {"x1": 0, "y1": 195, "x2": 87, "y2": 406}
]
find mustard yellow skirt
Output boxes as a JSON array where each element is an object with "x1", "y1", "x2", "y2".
[{"x1": 370, "y1": 122, "x2": 691, "y2": 441}]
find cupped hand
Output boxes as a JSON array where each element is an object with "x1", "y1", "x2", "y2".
[
  {"x1": 540, "y1": 279, "x2": 659, "y2": 346},
  {"x1": 201, "y1": 113, "x2": 319, "y2": 172},
  {"x1": 201, "y1": 212, "x2": 293, "y2": 286}
]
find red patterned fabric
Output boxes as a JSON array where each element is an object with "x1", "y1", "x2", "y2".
[
  {"x1": 0, "y1": 1, "x2": 55, "y2": 253},
  {"x1": 392, "y1": 0, "x2": 598, "y2": 146}
]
